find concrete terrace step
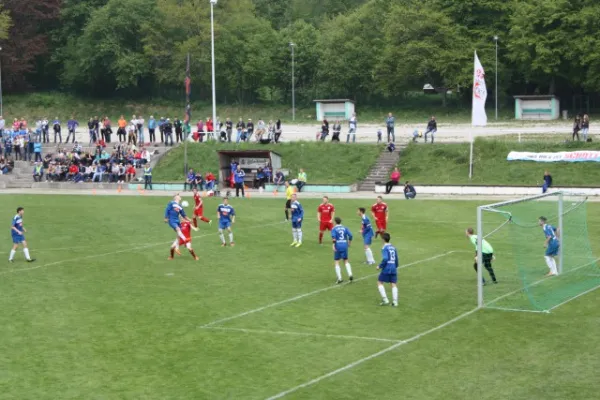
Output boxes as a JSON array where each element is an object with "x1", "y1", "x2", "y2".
[{"x1": 358, "y1": 147, "x2": 402, "y2": 191}]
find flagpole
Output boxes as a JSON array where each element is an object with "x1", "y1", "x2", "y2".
[
  {"x1": 184, "y1": 52, "x2": 190, "y2": 177},
  {"x1": 469, "y1": 131, "x2": 474, "y2": 180}
]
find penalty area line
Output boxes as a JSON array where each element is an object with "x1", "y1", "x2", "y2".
[
  {"x1": 264, "y1": 307, "x2": 479, "y2": 400},
  {"x1": 200, "y1": 251, "x2": 458, "y2": 328},
  {"x1": 200, "y1": 326, "x2": 402, "y2": 343}
]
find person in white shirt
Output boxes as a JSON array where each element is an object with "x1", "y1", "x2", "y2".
[
  {"x1": 0, "y1": 116, "x2": 5, "y2": 138},
  {"x1": 127, "y1": 123, "x2": 137, "y2": 146},
  {"x1": 347, "y1": 113, "x2": 357, "y2": 143},
  {"x1": 137, "y1": 115, "x2": 145, "y2": 144}
]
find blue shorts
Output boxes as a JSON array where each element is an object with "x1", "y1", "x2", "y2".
[
  {"x1": 378, "y1": 272, "x2": 397, "y2": 284},
  {"x1": 545, "y1": 243, "x2": 560, "y2": 257},
  {"x1": 12, "y1": 234, "x2": 24, "y2": 244},
  {"x1": 292, "y1": 221, "x2": 302, "y2": 229},
  {"x1": 363, "y1": 233, "x2": 373, "y2": 246},
  {"x1": 334, "y1": 250, "x2": 348, "y2": 261},
  {"x1": 219, "y1": 220, "x2": 231, "y2": 230},
  {"x1": 169, "y1": 221, "x2": 181, "y2": 231}
]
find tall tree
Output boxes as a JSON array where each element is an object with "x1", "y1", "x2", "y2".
[{"x1": 0, "y1": 0, "x2": 60, "y2": 91}]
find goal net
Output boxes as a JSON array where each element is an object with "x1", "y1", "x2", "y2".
[{"x1": 477, "y1": 192, "x2": 600, "y2": 313}]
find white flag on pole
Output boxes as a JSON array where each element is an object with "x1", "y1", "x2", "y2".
[{"x1": 472, "y1": 51, "x2": 487, "y2": 126}]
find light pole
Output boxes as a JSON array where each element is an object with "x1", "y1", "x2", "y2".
[
  {"x1": 494, "y1": 36, "x2": 498, "y2": 121},
  {"x1": 0, "y1": 46, "x2": 3, "y2": 117},
  {"x1": 210, "y1": 0, "x2": 217, "y2": 136},
  {"x1": 289, "y1": 42, "x2": 295, "y2": 121}
]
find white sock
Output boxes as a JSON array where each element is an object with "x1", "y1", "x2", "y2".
[
  {"x1": 335, "y1": 264, "x2": 342, "y2": 281},
  {"x1": 219, "y1": 231, "x2": 225, "y2": 244},
  {"x1": 23, "y1": 248, "x2": 31, "y2": 260},
  {"x1": 550, "y1": 258, "x2": 558, "y2": 275},
  {"x1": 298, "y1": 229, "x2": 303, "y2": 243},
  {"x1": 545, "y1": 256, "x2": 557, "y2": 274},
  {"x1": 345, "y1": 262, "x2": 353, "y2": 278},
  {"x1": 392, "y1": 287, "x2": 398, "y2": 304},
  {"x1": 292, "y1": 229, "x2": 297, "y2": 242},
  {"x1": 229, "y1": 232, "x2": 234, "y2": 243},
  {"x1": 172, "y1": 239, "x2": 178, "y2": 248},
  {"x1": 177, "y1": 230, "x2": 187, "y2": 241},
  {"x1": 9, "y1": 249, "x2": 16, "y2": 261},
  {"x1": 378, "y1": 285, "x2": 388, "y2": 302},
  {"x1": 365, "y1": 248, "x2": 374, "y2": 263}
]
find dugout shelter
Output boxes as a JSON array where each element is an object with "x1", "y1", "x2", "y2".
[{"x1": 217, "y1": 150, "x2": 282, "y2": 187}]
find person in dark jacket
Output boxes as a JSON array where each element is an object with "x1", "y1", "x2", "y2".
[
  {"x1": 542, "y1": 170, "x2": 552, "y2": 193},
  {"x1": 404, "y1": 181, "x2": 416, "y2": 199},
  {"x1": 424, "y1": 116, "x2": 437, "y2": 143}
]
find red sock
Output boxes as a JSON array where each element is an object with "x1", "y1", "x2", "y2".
[
  {"x1": 193, "y1": 218, "x2": 198, "y2": 228},
  {"x1": 170, "y1": 248, "x2": 175, "y2": 257},
  {"x1": 319, "y1": 232, "x2": 323, "y2": 243},
  {"x1": 190, "y1": 249, "x2": 197, "y2": 259},
  {"x1": 200, "y1": 216, "x2": 210, "y2": 223}
]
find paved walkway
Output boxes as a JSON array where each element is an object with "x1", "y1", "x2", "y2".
[{"x1": 63, "y1": 121, "x2": 590, "y2": 145}]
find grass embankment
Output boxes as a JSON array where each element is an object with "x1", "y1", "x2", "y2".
[
  {"x1": 153, "y1": 141, "x2": 382, "y2": 183},
  {"x1": 400, "y1": 139, "x2": 600, "y2": 186},
  {"x1": 4, "y1": 92, "x2": 521, "y2": 124}
]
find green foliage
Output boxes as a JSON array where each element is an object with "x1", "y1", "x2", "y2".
[
  {"x1": 400, "y1": 139, "x2": 600, "y2": 185},
  {"x1": 153, "y1": 141, "x2": 383, "y2": 183},
  {"x1": 0, "y1": 2, "x2": 11, "y2": 40}
]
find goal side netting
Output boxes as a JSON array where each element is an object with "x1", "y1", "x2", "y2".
[{"x1": 476, "y1": 192, "x2": 600, "y2": 313}]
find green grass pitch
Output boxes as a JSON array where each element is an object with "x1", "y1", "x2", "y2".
[{"x1": 1, "y1": 195, "x2": 600, "y2": 399}]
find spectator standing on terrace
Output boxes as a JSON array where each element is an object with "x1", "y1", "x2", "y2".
[
  {"x1": 573, "y1": 115, "x2": 582, "y2": 141},
  {"x1": 103, "y1": 117, "x2": 113, "y2": 143},
  {"x1": 34, "y1": 140, "x2": 42, "y2": 162},
  {"x1": 127, "y1": 121, "x2": 137, "y2": 146},
  {"x1": 66, "y1": 117, "x2": 78, "y2": 143},
  {"x1": 320, "y1": 119, "x2": 329, "y2": 141},
  {"x1": 424, "y1": 116, "x2": 437, "y2": 143},
  {"x1": 13, "y1": 133, "x2": 22, "y2": 160},
  {"x1": 274, "y1": 119, "x2": 282, "y2": 143},
  {"x1": 137, "y1": 116, "x2": 145, "y2": 144},
  {"x1": 386, "y1": 112, "x2": 395, "y2": 142},
  {"x1": 347, "y1": 113, "x2": 357, "y2": 143},
  {"x1": 332, "y1": 120, "x2": 341, "y2": 142},
  {"x1": 158, "y1": 117, "x2": 166, "y2": 143},
  {"x1": 163, "y1": 118, "x2": 174, "y2": 146},
  {"x1": 542, "y1": 170, "x2": 553, "y2": 194},
  {"x1": 87, "y1": 118, "x2": 96, "y2": 144},
  {"x1": 42, "y1": 118, "x2": 49, "y2": 143},
  {"x1": 236, "y1": 118, "x2": 245, "y2": 143},
  {"x1": 0, "y1": 115, "x2": 4, "y2": 138},
  {"x1": 25, "y1": 132, "x2": 33, "y2": 161},
  {"x1": 34, "y1": 119, "x2": 42, "y2": 141},
  {"x1": 4, "y1": 135, "x2": 12, "y2": 158},
  {"x1": 174, "y1": 117, "x2": 183, "y2": 143},
  {"x1": 404, "y1": 181, "x2": 416, "y2": 199},
  {"x1": 52, "y1": 117, "x2": 62, "y2": 143},
  {"x1": 117, "y1": 116, "x2": 126, "y2": 142},
  {"x1": 246, "y1": 119, "x2": 254, "y2": 142},
  {"x1": 582, "y1": 114, "x2": 590, "y2": 142},
  {"x1": 385, "y1": 167, "x2": 401, "y2": 194},
  {"x1": 206, "y1": 118, "x2": 214, "y2": 140},
  {"x1": 148, "y1": 116, "x2": 156, "y2": 143},
  {"x1": 296, "y1": 169, "x2": 307, "y2": 192},
  {"x1": 225, "y1": 118, "x2": 233, "y2": 142}
]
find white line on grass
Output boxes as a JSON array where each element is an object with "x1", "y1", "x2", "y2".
[
  {"x1": 1, "y1": 221, "x2": 286, "y2": 275},
  {"x1": 264, "y1": 307, "x2": 479, "y2": 400},
  {"x1": 200, "y1": 251, "x2": 458, "y2": 328},
  {"x1": 200, "y1": 326, "x2": 401, "y2": 343},
  {"x1": 547, "y1": 283, "x2": 600, "y2": 311}
]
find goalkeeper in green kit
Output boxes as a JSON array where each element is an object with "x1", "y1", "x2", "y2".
[{"x1": 466, "y1": 228, "x2": 498, "y2": 285}]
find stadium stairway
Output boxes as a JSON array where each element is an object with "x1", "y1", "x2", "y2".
[{"x1": 357, "y1": 145, "x2": 403, "y2": 192}]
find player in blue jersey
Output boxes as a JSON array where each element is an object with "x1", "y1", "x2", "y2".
[
  {"x1": 164, "y1": 194, "x2": 194, "y2": 244},
  {"x1": 377, "y1": 232, "x2": 399, "y2": 306},
  {"x1": 290, "y1": 193, "x2": 304, "y2": 247},
  {"x1": 9, "y1": 207, "x2": 36, "y2": 263},
  {"x1": 539, "y1": 216, "x2": 559, "y2": 276},
  {"x1": 217, "y1": 197, "x2": 236, "y2": 247},
  {"x1": 357, "y1": 207, "x2": 375, "y2": 265},
  {"x1": 331, "y1": 217, "x2": 354, "y2": 284}
]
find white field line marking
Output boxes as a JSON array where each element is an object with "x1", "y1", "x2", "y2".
[
  {"x1": 485, "y1": 306, "x2": 548, "y2": 314},
  {"x1": 201, "y1": 326, "x2": 401, "y2": 343},
  {"x1": 484, "y1": 257, "x2": 600, "y2": 308},
  {"x1": 264, "y1": 307, "x2": 479, "y2": 400},
  {"x1": 1, "y1": 221, "x2": 286, "y2": 275},
  {"x1": 548, "y1": 283, "x2": 600, "y2": 311},
  {"x1": 200, "y1": 251, "x2": 457, "y2": 328}
]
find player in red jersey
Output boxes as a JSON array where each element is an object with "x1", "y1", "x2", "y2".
[
  {"x1": 317, "y1": 196, "x2": 336, "y2": 244},
  {"x1": 192, "y1": 188, "x2": 212, "y2": 228},
  {"x1": 371, "y1": 196, "x2": 388, "y2": 237},
  {"x1": 169, "y1": 219, "x2": 199, "y2": 260}
]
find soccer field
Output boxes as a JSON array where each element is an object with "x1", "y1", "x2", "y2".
[{"x1": 1, "y1": 195, "x2": 600, "y2": 400}]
